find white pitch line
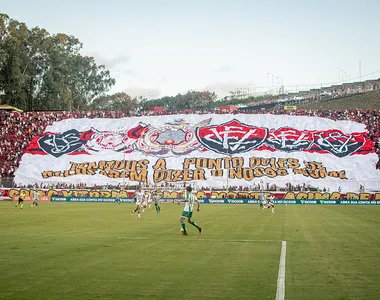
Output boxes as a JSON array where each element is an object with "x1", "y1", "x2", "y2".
[
  {"x1": 0, "y1": 233, "x2": 281, "y2": 243},
  {"x1": 276, "y1": 240, "x2": 287, "y2": 300}
]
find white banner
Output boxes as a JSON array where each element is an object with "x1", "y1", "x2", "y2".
[{"x1": 15, "y1": 114, "x2": 380, "y2": 192}]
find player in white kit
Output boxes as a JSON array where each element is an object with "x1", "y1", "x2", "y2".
[
  {"x1": 259, "y1": 192, "x2": 267, "y2": 210},
  {"x1": 131, "y1": 187, "x2": 145, "y2": 219},
  {"x1": 141, "y1": 194, "x2": 148, "y2": 213},
  {"x1": 268, "y1": 194, "x2": 275, "y2": 213},
  {"x1": 145, "y1": 191, "x2": 152, "y2": 208}
]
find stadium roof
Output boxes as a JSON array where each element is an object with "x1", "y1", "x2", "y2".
[{"x1": 0, "y1": 104, "x2": 23, "y2": 112}]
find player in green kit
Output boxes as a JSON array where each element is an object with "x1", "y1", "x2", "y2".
[
  {"x1": 114, "y1": 191, "x2": 121, "y2": 204},
  {"x1": 31, "y1": 191, "x2": 39, "y2": 208},
  {"x1": 153, "y1": 191, "x2": 161, "y2": 214},
  {"x1": 178, "y1": 186, "x2": 203, "y2": 236}
]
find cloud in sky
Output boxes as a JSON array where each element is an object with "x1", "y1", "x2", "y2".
[
  {"x1": 217, "y1": 65, "x2": 233, "y2": 73},
  {"x1": 122, "y1": 86, "x2": 161, "y2": 98},
  {"x1": 202, "y1": 81, "x2": 255, "y2": 98},
  {"x1": 87, "y1": 52, "x2": 130, "y2": 69}
]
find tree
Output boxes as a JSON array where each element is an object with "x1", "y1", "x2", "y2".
[
  {"x1": 0, "y1": 14, "x2": 10, "y2": 68},
  {"x1": 140, "y1": 90, "x2": 217, "y2": 111},
  {"x1": 0, "y1": 14, "x2": 115, "y2": 110},
  {"x1": 91, "y1": 92, "x2": 138, "y2": 113},
  {"x1": 0, "y1": 14, "x2": 32, "y2": 109},
  {"x1": 188, "y1": 91, "x2": 217, "y2": 109}
]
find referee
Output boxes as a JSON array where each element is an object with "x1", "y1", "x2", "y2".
[{"x1": 15, "y1": 191, "x2": 26, "y2": 209}]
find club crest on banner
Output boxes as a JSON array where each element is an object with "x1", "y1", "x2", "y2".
[
  {"x1": 196, "y1": 119, "x2": 268, "y2": 155},
  {"x1": 136, "y1": 118, "x2": 212, "y2": 156},
  {"x1": 82, "y1": 124, "x2": 149, "y2": 154},
  {"x1": 84, "y1": 128, "x2": 131, "y2": 153},
  {"x1": 266, "y1": 127, "x2": 313, "y2": 152},
  {"x1": 38, "y1": 129, "x2": 88, "y2": 158},
  {"x1": 314, "y1": 130, "x2": 365, "y2": 157}
]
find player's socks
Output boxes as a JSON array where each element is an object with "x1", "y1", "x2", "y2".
[
  {"x1": 189, "y1": 221, "x2": 201, "y2": 230},
  {"x1": 272, "y1": 208, "x2": 274, "y2": 213},
  {"x1": 181, "y1": 222, "x2": 187, "y2": 235},
  {"x1": 20, "y1": 203, "x2": 23, "y2": 209},
  {"x1": 138, "y1": 213, "x2": 141, "y2": 219}
]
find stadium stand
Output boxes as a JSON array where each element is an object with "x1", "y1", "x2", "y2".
[
  {"x1": 242, "y1": 80, "x2": 380, "y2": 111},
  {"x1": 0, "y1": 108, "x2": 379, "y2": 188}
]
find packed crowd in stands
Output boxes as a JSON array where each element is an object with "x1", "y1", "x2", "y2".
[
  {"x1": 1, "y1": 107, "x2": 379, "y2": 185},
  {"x1": 0, "y1": 180, "x2": 337, "y2": 193}
]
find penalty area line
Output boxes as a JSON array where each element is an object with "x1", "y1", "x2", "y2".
[{"x1": 276, "y1": 240, "x2": 287, "y2": 300}]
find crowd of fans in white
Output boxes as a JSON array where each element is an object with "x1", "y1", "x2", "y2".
[{"x1": 0, "y1": 107, "x2": 379, "y2": 190}]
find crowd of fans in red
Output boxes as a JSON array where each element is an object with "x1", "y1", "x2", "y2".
[{"x1": 0, "y1": 108, "x2": 379, "y2": 186}]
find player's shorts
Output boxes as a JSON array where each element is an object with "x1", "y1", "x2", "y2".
[
  {"x1": 18, "y1": 198, "x2": 24, "y2": 203},
  {"x1": 136, "y1": 201, "x2": 142, "y2": 206},
  {"x1": 181, "y1": 211, "x2": 193, "y2": 219},
  {"x1": 154, "y1": 201, "x2": 159, "y2": 206}
]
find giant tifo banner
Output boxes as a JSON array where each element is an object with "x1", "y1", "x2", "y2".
[{"x1": 14, "y1": 114, "x2": 380, "y2": 192}]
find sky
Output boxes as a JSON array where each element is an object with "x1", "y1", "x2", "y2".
[{"x1": 1, "y1": 0, "x2": 380, "y2": 98}]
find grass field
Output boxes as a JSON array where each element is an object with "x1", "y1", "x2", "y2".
[{"x1": 1, "y1": 202, "x2": 380, "y2": 300}]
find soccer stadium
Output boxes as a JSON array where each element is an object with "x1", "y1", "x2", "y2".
[{"x1": 1, "y1": 3, "x2": 380, "y2": 300}]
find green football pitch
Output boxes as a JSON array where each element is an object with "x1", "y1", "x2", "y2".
[{"x1": 0, "y1": 202, "x2": 380, "y2": 300}]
